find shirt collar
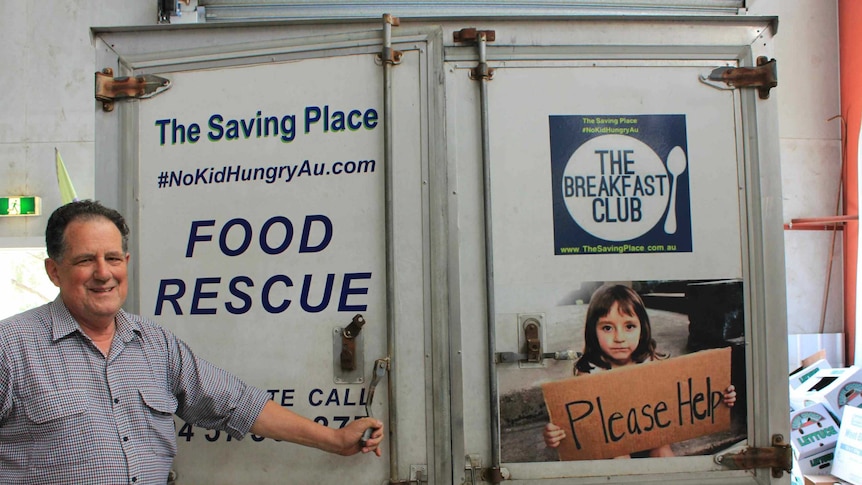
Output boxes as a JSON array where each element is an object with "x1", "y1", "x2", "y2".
[
  {"x1": 114, "y1": 307, "x2": 142, "y2": 344},
  {"x1": 50, "y1": 296, "x2": 142, "y2": 342}
]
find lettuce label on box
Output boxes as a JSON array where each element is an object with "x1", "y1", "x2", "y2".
[
  {"x1": 801, "y1": 366, "x2": 862, "y2": 422},
  {"x1": 790, "y1": 359, "x2": 832, "y2": 391},
  {"x1": 790, "y1": 403, "x2": 839, "y2": 460}
]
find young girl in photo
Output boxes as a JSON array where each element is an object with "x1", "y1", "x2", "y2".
[{"x1": 543, "y1": 284, "x2": 737, "y2": 458}]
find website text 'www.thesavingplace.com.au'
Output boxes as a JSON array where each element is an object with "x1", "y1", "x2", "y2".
[
  {"x1": 156, "y1": 159, "x2": 376, "y2": 189},
  {"x1": 559, "y1": 243, "x2": 678, "y2": 254}
]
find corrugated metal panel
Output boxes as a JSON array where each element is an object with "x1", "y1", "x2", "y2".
[{"x1": 198, "y1": 0, "x2": 746, "y2": 22}]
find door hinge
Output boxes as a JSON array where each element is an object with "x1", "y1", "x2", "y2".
[
  {"x1": 94, "y1": 68, "x2": 171, "y2": 112},
  {"x1": 714, "y1": 434, "x2": 792, "y2": 478},
  {"x1": 700, "y1": 56, "x2": 777, "y2": 99},
  {"x1": 453, "y1": 28, "x2": 496, "y2": 81}
]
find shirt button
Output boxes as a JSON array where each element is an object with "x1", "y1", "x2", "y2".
[
  {"x1": 131, "y1": 477, "x2": 137, "y2": 483},
  {"x1": 123, "y1": 436, "x2": 129, "y2": 442},
  {"x1": 114, "y1": 398, "x2": 120, "y2": 404}
]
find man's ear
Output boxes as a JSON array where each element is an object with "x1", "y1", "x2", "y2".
[{"x1": 44, "y1": 258, "x2": 61, "y2": 287}]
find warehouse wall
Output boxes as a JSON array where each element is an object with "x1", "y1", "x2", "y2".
[{"x1": 769, "y1": 1, "x2": 845, "y2": 336}]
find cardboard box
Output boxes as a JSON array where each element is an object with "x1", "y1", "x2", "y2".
[
  {"x1": 832, "y1": 406, "x2": 862, "y2": 485},
  {"x1": 791, "y1": 359, "x2": 832, "y2": 391},
  {"x1": 791, "y1": 403, "x2": 840, "y2": 460},
  {"x1": 791, "y1": 468, "x2": 805, "y2": 485},
  {"x1": 791, "y1": 387, "x2": 811, "y2": 413},
  {"x1": 800, "y1": 366, "x2": 862, "y2": 423},
  {"x1": 795, "y1": 447, "x2": 835, "y2": 476},
  {"x1": 804, "y1": 475, "x2": 849, "y2": 485}
]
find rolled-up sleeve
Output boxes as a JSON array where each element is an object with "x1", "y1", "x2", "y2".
[{"x1": 156, "y1": 325, "x2": 270, "y2": 439}]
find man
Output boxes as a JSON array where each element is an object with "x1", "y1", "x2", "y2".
[{"x1": 0, "y1": 200, "x2": 383, "y2": 484}]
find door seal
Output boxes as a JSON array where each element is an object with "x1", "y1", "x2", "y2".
[
  {"x1": 95, "y1": 68, "x2": 171, "y2": 112},
  {"x1": 714, "y1": 434, "x2": 792, "y2": 478}
]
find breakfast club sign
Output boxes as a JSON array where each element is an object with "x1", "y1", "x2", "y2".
[{"x1": 549, "y1": 114, "x2": 692, "y2": 255}]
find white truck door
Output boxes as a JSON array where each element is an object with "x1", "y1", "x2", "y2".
[
  {"x1": 94, "y1": 13, "x2": 789, "y2": 485},
  {"x1": 444, "y1": 18, "x2": 790, "y2": 484},
  {"x1": 94, "y1": 22, "x2": 439, "y2": 484}
]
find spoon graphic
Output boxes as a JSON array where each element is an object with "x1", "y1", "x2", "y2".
[{"x1": 664, "y1": 146, "x2": 687, "y2": 234}]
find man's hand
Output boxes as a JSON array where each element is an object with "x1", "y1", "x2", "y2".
[
  {"x1": 338, "y1": 417, "x2": 384, "y2": 457},
  {"x1": 250, "y1": 401, "x2": 384, "y2": 456}
]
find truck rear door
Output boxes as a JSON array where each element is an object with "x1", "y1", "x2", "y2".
[
  {"x1": 444, "y1": 18, "x2": 788, "y2": 484},
  {"x1": 94, "y1": 12, "x2": 788, "y2": 484}
]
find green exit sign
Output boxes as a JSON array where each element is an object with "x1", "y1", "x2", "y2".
[{"x1": 0, "y1": 196, "x2": 41, "y2": 216}]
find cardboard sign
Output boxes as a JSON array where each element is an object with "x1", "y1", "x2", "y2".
[{"x1": 542, "y1": 347, "x2": 731, "y2": 460}]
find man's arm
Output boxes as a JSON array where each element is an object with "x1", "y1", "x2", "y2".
[
  {"x1": 250, "y1": 400, "x2": 384, "y2": 457},
  {"x1": 157, "y1": 324, "x2": 384, "y2": 455}
]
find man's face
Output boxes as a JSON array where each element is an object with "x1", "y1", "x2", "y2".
[{"x1": 45, "y1": 217, "x2": 129, "y2": 329}]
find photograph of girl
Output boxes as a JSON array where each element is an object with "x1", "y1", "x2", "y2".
[
  {"x1": 541, "y1": 284, "x2": 736, "y2": 459},
  {"x1": 497, "y1": 280, "x2": 747, "y2": 462}
]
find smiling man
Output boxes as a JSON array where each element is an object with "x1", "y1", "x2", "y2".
[
  {"x1": 0, "y1": 200, "x2": 383, "y2": 484},
  {"x1": 44, "y1": 213, "x2": 129, "y2": 354}
]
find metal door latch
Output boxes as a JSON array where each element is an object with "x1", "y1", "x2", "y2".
[
  {"x1": 715, "y1": 434, "x2": 792, "y2": 478},
  {"x1": 465, "y1": 455, "x2": 510, "y2": 484},
  {"x1": 495, "y1": 350, "x2": 577, "y2": 364},
  {"x1": 496, "y1": 315, "x2": 576, "y2": 366},
  {"x1": 360, "y1": 358, "x2": 388, "y2": 446},
  {"x1": 388, "y1": 465, "x2": 428, "y2": 484},
  {"x1": 340, "y1": 314, "x2": 366, "y2": 371},
  {"x1": 333, "y1": 314, "x2": 366, "y2": 384},
  {"x1": 700, "y1": 56, "x2": 777, "y2": 99}
]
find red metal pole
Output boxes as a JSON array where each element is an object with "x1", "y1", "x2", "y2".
[{"x1": 839, "y1": 0, "x2": 859, "y2": 364}]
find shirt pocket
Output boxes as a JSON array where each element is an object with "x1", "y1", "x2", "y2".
[
  {"x1": 138, "y1": 386, "x2": 179, "y2": 457},
  {"x1": 24, "y1": 388, "x2": 95, "y2": 467}
]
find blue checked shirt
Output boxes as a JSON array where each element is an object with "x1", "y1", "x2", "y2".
[{"x1": 0, "y1": 298, "x2": 270, "y2": 484}]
